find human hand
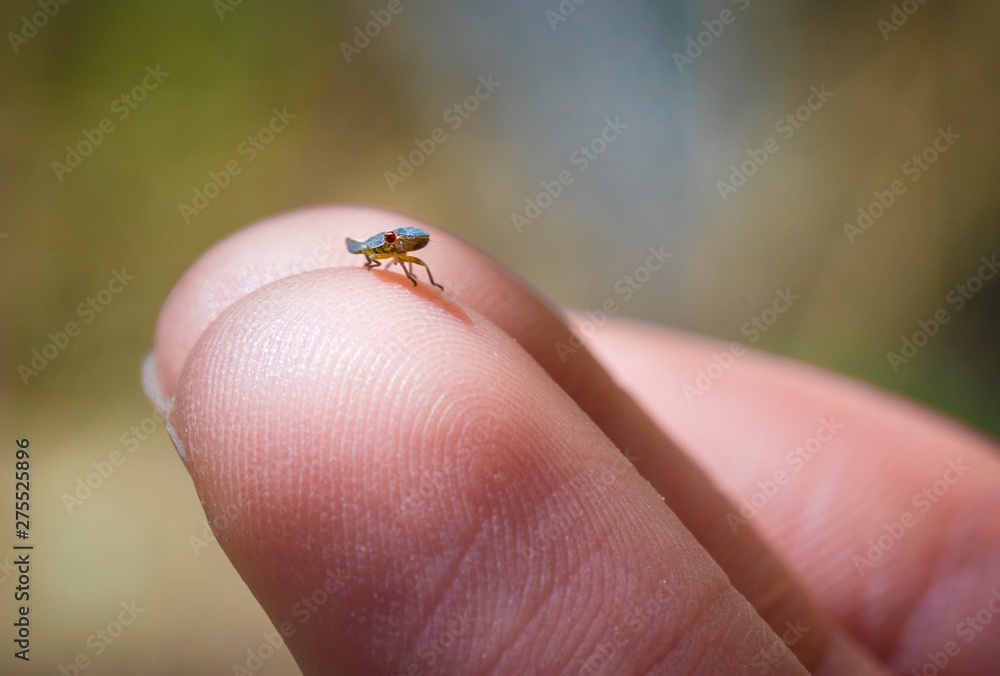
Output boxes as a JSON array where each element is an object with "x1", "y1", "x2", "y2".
[{"x1": 145, "y1": 206, "x2": 1000, "y2": 674}]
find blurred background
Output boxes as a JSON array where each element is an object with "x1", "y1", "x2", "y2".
[{"x1": 1, "y1": 0, "x2": 998, "y2": 673}]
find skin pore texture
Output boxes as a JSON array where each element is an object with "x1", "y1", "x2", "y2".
[{"x1": 147, "y1": 206, "x2": 1000, "y2": 675}]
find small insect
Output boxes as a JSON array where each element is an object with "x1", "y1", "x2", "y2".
[{"x1": 345, "y1": 227, "x2": 444, "y2": 290}]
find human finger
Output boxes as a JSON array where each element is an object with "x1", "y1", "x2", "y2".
[{"x1": 580, "y1": 317, "x2": 1000, "y2": 674}]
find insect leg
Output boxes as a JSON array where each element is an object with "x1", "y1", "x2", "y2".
[
  {"x1": 397, "y1": 254, "x2": 444, "y2": 290},
  {"x1": 362, "y1": 249, "x2": 381, "y2": 269},
  {"x1": 392, "y1": 254, "x2": 418, "y2": 286}
]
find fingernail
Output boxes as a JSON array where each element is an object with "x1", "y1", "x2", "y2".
[
  {"x1": 164, "y1": 415, "x2": 187, "y2": 462},
  {"x1": 141, "y1": 351, "x2": 167, "y2": 410},
  {"x1": 141, "y1": 351, "x2": 187, "y2": 462}
]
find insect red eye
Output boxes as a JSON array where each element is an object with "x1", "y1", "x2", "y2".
[{"x1": 384, "y1": 231, "x2": 397, "y2": 243}]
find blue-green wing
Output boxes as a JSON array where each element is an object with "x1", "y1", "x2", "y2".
[{"x1": 346, "y1": 232, "x2": 387, "y2": 254}]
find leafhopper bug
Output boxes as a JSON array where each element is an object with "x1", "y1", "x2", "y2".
[{"x1": 345, "y1": 227, "x2": 444, "y2": 290}]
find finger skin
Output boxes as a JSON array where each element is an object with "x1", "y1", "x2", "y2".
[
  {"x1": 581, "y1": 317, "x2": 1000, "y2": 674},
  {"x1": 168, "y1": 270, "x2": 805, "y2": 674},
  {"x1": 151, "y1": 205, "x2": 881, "y2": 672}
]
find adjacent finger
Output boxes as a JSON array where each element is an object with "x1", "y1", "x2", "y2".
[{"x1": 581, "y1": 317, "x2": 1000, "y2": 674}]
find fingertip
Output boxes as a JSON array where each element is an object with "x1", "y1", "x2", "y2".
[
  {"x1": 150, "y1": 205, "x2": 444, "y2": 401},
  {"x1": 168, "y1": 271, "x2": 801, "y2": 674}
]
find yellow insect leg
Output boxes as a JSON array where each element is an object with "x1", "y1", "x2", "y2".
[{"x1": 394, "y1": 253, "x2": 443, "y2": 290}]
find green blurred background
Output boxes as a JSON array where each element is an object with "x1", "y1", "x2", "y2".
[{"x1": 1, "y1": 1, "x2": 998, "y2": 673}]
